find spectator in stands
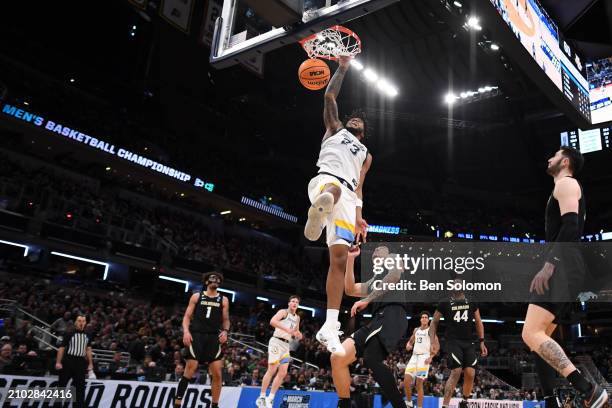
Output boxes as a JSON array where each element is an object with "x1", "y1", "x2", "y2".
[
  {"x1": 168, "y1": 362, "x2": 185, "y2": 382},
  {"x1": 51, "y1": 312, "x2": 73, "y2": 336},
  {"x1": 242, "y1": 368, "x2": 261, "y2": 386},
  {"x1": 109, "y1": 351, "x2": 127, "y2": 374},
  {"x1": 0, "y1": 343, "x2": 12, "y2": 372}
]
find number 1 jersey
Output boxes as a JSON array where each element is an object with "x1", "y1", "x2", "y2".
[{"x1": 191, "y1": 292, "x2": 223, "y2": 334}]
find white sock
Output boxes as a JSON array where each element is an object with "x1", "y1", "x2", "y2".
[
  {"x1": 325, "y1": 309, "x2": 339, "y2": 325},
  {"x1": 260, "y1": 391, "x2": 266, "y2": 397},
  {"x1": 268, "y1": 393, "x2": 275, "y2": 401}
]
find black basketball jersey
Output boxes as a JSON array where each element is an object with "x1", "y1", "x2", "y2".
[
  {"x1": 545, "y1": 177, "x2": 586, "y2": 242},
  {"x1": 437, "y1": 297, "x2": 478, "y2": 341},
  {"x1": 190, "y1": 292, "x2": 223, "y2": 334}
]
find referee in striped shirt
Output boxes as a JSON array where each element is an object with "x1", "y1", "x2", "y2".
[{"x1": 55, "y1": 314, "x2": 93, "y2": 408}]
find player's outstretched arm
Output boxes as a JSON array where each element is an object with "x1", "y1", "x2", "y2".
[
  {"x1": 323, "y1": 57, "x2": 350, "y2": 138},
  {"x1": 345, "y1": 246, "x2": 364, "y2": 297}
]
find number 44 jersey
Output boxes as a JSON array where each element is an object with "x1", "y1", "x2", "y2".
[
  {"x1": 436, "y1": 297, "x2": 479, "y2": 341},
  {"x1": 191, "y1": 292, "x2": 223, "y2": 334}
]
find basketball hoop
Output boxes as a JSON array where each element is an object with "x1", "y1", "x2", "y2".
[{"x1": 299, "y1": 25, "x2": 361, "y2": 61}]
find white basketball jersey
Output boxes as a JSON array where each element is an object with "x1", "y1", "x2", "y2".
[
  {"x1": 273, "y1": 310, "x2": 299, "y2": 341},
  {"x1": 413, "y1": 327, "x2": 431, "y2": 355},
  {"x1": 316, "y1": 129, "x2": 367, "y2": 190}
]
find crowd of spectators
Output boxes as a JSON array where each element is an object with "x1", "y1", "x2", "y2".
[{"x1": 0, "y1": 151, "x2": 325, "y2": 292}]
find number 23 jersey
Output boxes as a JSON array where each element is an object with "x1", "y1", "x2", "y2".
[
  {"x1": 317, "y1": 129, "x2": 367, "y2": 190},
  {"x1": 190, "y1": 292, "x2": 223, "y2": 334},
  {"x1": 436, "y1": 298, "x2": 479, "y2": 341}
]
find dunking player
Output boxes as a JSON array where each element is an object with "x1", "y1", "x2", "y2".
[
  {"x1": 305, "y1": 55, "x2": 372, "y2": 357},
  {"x1": 430, "y1": 282, "x2": 487, "y2": 408},
  {"x1": 175, "y1": 272, "x2": 230, "y2": 408},
  {"x1": 256, "y1": 295, "x2": 303, "y2": 408},
  {"x1": 404, "y1": 311, "x2": 439, "y2": 408},
  {"x1": 330, "y1": 245, "x2": 408, "y2": 408},
  {"x1": 522, "y1": 147, "x2": 608, "y2": 408}
]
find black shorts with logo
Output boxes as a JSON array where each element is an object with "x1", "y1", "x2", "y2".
[
  {"x1": 186, "y1": 332, "x2": 222, "y2": 363},
  {"x1": 530, "y1": 248, "x2": 586, "y2": 324},
  {"x1": 351, "y1": 304, "x2": 408, "y2": 358},
  {"x1": 446, "y1": 339, "x2": 478, "y2": 369}
]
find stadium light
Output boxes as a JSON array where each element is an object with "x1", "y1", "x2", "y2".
[
  {"x1": 0, "y1": 239, "x2": 29, "y2": 257},
  {"x1": 481, "y1": 319, "x2": 504, "y2": 324},
  {"x1": 445, "y1": 92, "x2": 458, "y2": 104},
  {"x1": 515, "y1": 320, "x2": 525, "y2": 324},
  {"x1": 350, "y1": 59, "x2": 364, "y2": 70},
  {"x1": 220, "y1": 210, "x2": 231, "y2": 215},
  {"x1": 50, "y1": 251, "x2": 110, "y2": 280},
  {"x1": 363, "y1": 69, "x2": 378, "y2": 82},
  {"x1": 467, "y1": 16, "x2": 482, "y2": 30},
  {"x1": 256, "y1": 296, "x2": 269, "y2": 302},
  {"x1": 298, "y1": 305, "x2": 316, "y2": 317},
  {"x1": 578, "y1": 323, "x2": 582, "y2": 337},
  {"x1": 363, "y1": 314, "x2": 372, "y2": 318},
  {"x1": 159, "y1": 275, "x2": 190, "y2": 292},
  {"x1": 218, "y1": 288, "x2": 236, "y2": 302},
  {"x1": 453, "y1": 1, "x2": 462, "y2": 7},
  {"x1": 490, "y1": 43, "x2": 499, "y2": 51}
]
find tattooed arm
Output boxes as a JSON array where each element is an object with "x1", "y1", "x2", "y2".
[{"x1": 323, "y1": 56, "x2": 351, "y2": 139}]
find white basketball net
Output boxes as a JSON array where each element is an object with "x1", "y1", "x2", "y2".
[{"x1": 301, "y1": 26, "x2": 361, "y2": 60}]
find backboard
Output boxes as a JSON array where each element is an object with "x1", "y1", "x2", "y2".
[{"x1": 209, "y1": 0, "x2": 398, "y2": 69}]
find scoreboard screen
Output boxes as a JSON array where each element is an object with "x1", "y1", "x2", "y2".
[
  {"x1": 561, "y1": 125, "x2": 611, "y2": 154},
  {"x1": 587, "y1": 57, "x2": 612, "y2": 125},
  {"x1": 489, "y1": 0, "x2": 591, "y2": 121}
]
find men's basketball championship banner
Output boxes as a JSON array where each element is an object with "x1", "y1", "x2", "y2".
[{"x1": 0, "y1": 375, "x2": 241, "y2": 408}]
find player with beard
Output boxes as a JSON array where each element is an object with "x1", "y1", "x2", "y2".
[
  {"x1": 522, "y1": 147, "x2": 608, "y2": 408},
  {"x1": 175, "y1": 272, "x2": 230, "y2": 408},
  {"x1": 330, "y1": 245, "x2": 408, "y2": 408},
  {"x1": 305, "y1": 55, "x2": 373, "y2": 357}
]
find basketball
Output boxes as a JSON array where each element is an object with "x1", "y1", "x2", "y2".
[{"x1": 298, "y1": 58, "x2": 330, "y2": 90}]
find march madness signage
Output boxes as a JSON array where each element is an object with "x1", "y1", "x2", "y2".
[
  {"x1": 0, "y1": 375, "x2": 241, "y2": 408},
  {"x1": 280, "y1": 393, "x2": 311, "y2": 408}
]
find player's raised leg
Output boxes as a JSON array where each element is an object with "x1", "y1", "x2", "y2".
[{"x1": 304, "y1": 185, "x2": 338, "y2": 241}]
